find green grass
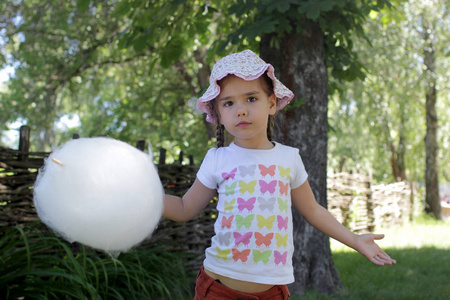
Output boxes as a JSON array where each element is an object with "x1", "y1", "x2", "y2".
[
  {"x1": 0, "y1": 223, "x2": 195, "y2": 299},
  {"x1": 295, "y1": 214, "x2": 450, "y2": 299}
]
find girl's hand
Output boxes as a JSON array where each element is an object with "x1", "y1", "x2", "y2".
[{"x1": 354, "y1": 234, "x2": 397, "y2": 266}]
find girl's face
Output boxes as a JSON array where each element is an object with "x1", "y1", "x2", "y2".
[{"x1": 216, "y1": 75, "x2": 277, "y2": 149}]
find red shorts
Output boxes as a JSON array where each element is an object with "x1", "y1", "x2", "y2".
[{"x1": 194, "y1": 266, "x2": 290, "y2": 300}]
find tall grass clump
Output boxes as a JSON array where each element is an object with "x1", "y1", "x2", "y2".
[{"x1": 0, "y1": 223, "x2": 194, "y2": 299}]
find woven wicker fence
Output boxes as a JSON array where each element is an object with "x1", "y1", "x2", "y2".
[
  {"x1": 1, "y1": 126, "x2": 413, "y2": 271},
  {"x1": 327, "y1": 172, "x2": 413, "y2": 234}
]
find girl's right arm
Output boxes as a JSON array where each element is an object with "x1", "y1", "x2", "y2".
[{"x1": 163, "y1": 178, "x2": 216, "y2": 222}]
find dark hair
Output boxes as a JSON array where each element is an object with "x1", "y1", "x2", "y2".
[{"x1": 208, "y1": 72, "x2": 276, "y2": 148}]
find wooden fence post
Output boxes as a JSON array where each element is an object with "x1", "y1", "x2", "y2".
[
  {"x1": 159, "y1": 148, "x2": 166, "y2": 165},
  {"x1": 18, "y1": 125, "x2": 30, "y2": 162},
  {"x1": 136, "y1": 140, "x2": 145, "y2": 151},
  {"x1": 365, "y1": 178, "x2": 375, "y2": 232}
]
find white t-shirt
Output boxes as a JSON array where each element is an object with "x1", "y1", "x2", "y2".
[{"x1": 197, "y1": 142, "x2": 308, "y2": 285}]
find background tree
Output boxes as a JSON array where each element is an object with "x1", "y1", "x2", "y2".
[{"x1": 411, "y1": 0, "x2": 448, "y2": 220}]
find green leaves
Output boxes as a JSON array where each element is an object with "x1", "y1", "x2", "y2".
[
  {"x1": 297, "y1": 0, "x2": 340, "y2": 20},
  {"x1": 261, "y1": 0, "x2": 291, "y2": 13},
  {"x1": 160, "y1": 37, "x2": 184, "y2": 68},
  {"x1": 77, "y1": 0, "x2": 91, "y2": 12}
]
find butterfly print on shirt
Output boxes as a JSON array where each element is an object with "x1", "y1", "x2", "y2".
[
  {"x1": 278, "y1": 166, "x2": 291, "y2": 178},
  {"x1": 256, "y1": 215, "x2": 276, "y2": 229},
  {"x1": 235, "y1": 214, "x2": 254, "y2": 229},
  {"x1": 278, "y1": 181, "x2": 289, "y2": 195},
  {"x1": 232, "y1": 249, "x2": 251, "y2": 262},
  {"x1": 259, "y1": 180, "x2": 277, "y2": 195},
  {"x1": 274, "y1": 250, "x2": 287, "y2": 265},
  {"x1": 239, "y1": 165, "x2": 256, "y2": 177},
  {"x1": 258, "y1": 197, "x2": 276, "y2": 212},
  {"x1": 255, "y1": 232, "x2": 273, "y2": 247},
  {"x1": 221, "y1": 215, "x2": 234, "y2": 229},
  {"x1": 237, "y1": 197, "x2": 256, "y2": 212},
  {"x1": 217, "y1": 232, "x2": 232, "y2": 246},
  {"x1": 239, "y1": 180, "x2": 257, "y2": 194},
  {"x1": 222, "y1": 167, "x2": 237, "y2": 180},
  {"x1": 259, "y1": 164, "x2": 276, "y2": 177},
  {"x1": 277, "y1": 215, "x2": 288, "y2": 230},
  {"x1": 233, "y1": 232, "x2": 253, "y2": 246},
  {"x1": 252, "y1": 250, "x2": 272, "y2": 264}
]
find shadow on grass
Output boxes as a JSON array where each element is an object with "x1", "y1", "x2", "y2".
[{"x1": 295, "y1": 248, "x2": 450, "y2": 300}]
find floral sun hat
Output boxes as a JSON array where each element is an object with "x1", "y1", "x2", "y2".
[{"x1": 197, "y1": 49, "x2": 294, "y2": 123}]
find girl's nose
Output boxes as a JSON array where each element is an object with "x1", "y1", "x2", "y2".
[{"x1": 237, "y1": 104, "x2": 248, "y2": 117}]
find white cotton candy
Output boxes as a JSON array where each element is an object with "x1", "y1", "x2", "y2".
[{"x1": 33, "y1": 137, "x2": 164, "y2": 255}]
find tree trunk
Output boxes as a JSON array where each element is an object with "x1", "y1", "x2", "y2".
[
  {"x1": 422, "y1": 24, "x2": 441, "y2": 220},
  {"x1": 260, "y1": 18, "x2": 343, "y2": 295},
  {"x1": 386, "y1": 121, "x2": 406, "y2": 182}
]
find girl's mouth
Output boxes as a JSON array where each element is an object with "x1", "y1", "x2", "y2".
[{"x1": 236, "y1": 121, "x2": 251, "y2": 127}]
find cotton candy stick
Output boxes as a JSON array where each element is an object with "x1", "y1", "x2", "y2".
[
  {"x1": 33, "y1": 137, "x2": 164, "y2": 255},
  {"x1": 51, "y1": 157, "x2": 64, "y2": 166}
]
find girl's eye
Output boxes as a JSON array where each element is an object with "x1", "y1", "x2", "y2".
[
  {"x1": 224, "y1": 101, "x2": 233, "y2": 107},
  {"x1": 247, "y1": 97, "x2": 257, "y2": 102}
]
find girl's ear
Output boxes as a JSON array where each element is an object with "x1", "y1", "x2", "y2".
[{"x1": 268, "y1": 94, "x2": 277, "y2": 115}]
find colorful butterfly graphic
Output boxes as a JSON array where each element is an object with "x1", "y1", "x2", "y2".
[
  {"x1": 259, "y1": 180, "x2": 277, "y2": 195},
  {"x1": 217, "y1": 232, "x2": 232, "y2": 246},
  {"x1": 252, "y1": 249, "x2": 272, "y2": 264},
  {"x1": 255, "y1": 232, "x2": 273, "y2": 247},
  {"x1": 278, "y1": 166, "x2": 291, "y2": 178},
  {"x1": 274, "y1": 250, "x2": 287, "y2": 265},
  {"x1": 259, "y1": 164, "x2": 276, "y2": 177},
  {"x1": 278, "y1": 181, "x2": 289, "y2": 195},
  {"x1": 239, "y1": 165, "x2": 256, "y2": 177},
  {"x1": 256, "y1": 215, "x2": 276, "y2": 229},
  {"x1": 216, "y1": 247, "x2": 230, "y2": 260},
  {"x1": 277, "y1": 215, "x2": 288, "y2": 230},
  {"x1": 275, "y1": 233, "x2": 288, "y2": 248},
  {"x1": 237, "y1": 197, "x2": 256, "y2": 212},
  {"x1": 233, "y1": 232, "x2": 253, "y2": 246},
  {"x1": 258, "y1": 197, "x2": 276, "y2": 212},
  {"x1": 277, "y1": 198, "x2": 288, "y2": 212},
  {"x1": 232, "y1": 248, "x2": 251, "y2": 262},
  {"x1": 239, "y1": 180, "x2": 257, "y2": 194},
  {"x1": 221, "y1": 215, "x2": 234, "y2": 229},
  {"x1": 235, "y1": 214, "x2": 254, "y2": 229},
  {"x1": 225, "y1": 182, "x2": 237, "y2": 196},
  {"x1": 224, "y1": 199, "x2": 235, "y2": 212},
  {"x1": 222, "y1": 167, "x2": 237, "y2": 180}
]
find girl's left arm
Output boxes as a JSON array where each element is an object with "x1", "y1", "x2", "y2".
[{"x1": 291, "y1": 180, "x2": 396, "y2": 266}]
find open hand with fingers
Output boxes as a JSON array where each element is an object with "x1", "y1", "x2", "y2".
[{"x1": 354, "y1": 234, "x2": 397, "y2": 265}]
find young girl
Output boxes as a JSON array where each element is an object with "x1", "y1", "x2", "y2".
[{"x1": 164, "y1": 50, "x2": 396, "y2": 300}]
